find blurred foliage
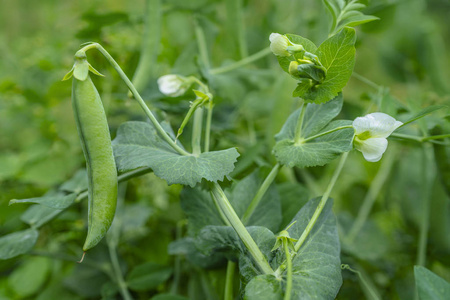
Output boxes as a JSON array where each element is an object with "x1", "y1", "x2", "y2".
[{"x1": 0, "y1": 0, "x2": 449, "y2": 299}]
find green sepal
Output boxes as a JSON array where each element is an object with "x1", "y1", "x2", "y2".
[
  {"x1": 62, "y1": 68, "x2": 74, "y2": 81},
  {"x1": 88, "y1": 64, "x2": 105, "y2": 77}
]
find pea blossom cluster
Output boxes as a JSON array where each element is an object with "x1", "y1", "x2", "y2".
[{"x1": 269, "y1": 33, "x2": 326, "y2": 86}]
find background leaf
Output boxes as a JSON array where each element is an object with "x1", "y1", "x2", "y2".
[
  {"x1": 0, "y1": 229, "x2": 39, "y2": 260},
  {"x1": 9, "y1": 193, "x2": 76, "y2": 209},
  {"x1": 126, "y1": 262, "x2": 173, "y2": 291},
  {"x1": 414, "y1": 266, "x2": 450, "y2": 300}
]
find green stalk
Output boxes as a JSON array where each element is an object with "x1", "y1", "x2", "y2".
[
  {"x1": 242, "y1": 163, "x2": 280, "y2": 224},
  {"x1": 341, "y1": 264, "x2": 381, "y2": 300},
  {"x1": 194, "y1": 19, "x2": 210, "y2": 70},
  {"x1": 210, "y1": 183, "x2": 274, "y2": 274},
  {"x1": 170, "y1": 220, "x2": 185, "y2": 294},
  {"x1": 204, "y1": 101, "x2": 213, "y2": 152},
  {"x1": 421, "y1": 134, "x2": 450, "y2": 141},
  {"x1": 390, "y1": 133, "x2": 449, "y2": 145},
  {"x1": 210, "y1": 47, "x2": 271, "y2": 75},
  {"x1": 302, "y1": 125, "x2": 353, "y2": 143},
  {"x1": 76, "y1": 167, "x2": 153, "y2": 203},
  {"x1": 79, "y1": 43, "x2": 190, "y2": 156},
  {"x1": 346, "y1": 149, "x2": 395, "y2": 242},
  {"x1": 294, "y1": 101, "x2": 307, "y2": 144},
  {"x1": 390, "y1": 133, "x2": 422, "y2": 142},
  {"x1": 283, "y1": 242, "x2": 293, "y2": 300},
  {"x1": 293, "y1": 152, "x2": 348, "y2": 252},
  {"x1": 224, "y1": 261, "x2": 236, "y2": 300},
  {"x1": 107, "y1": 183, "x2": 133, "y2": 300},
  {"x1": 416, "y1": 144, "x2": 435, "y2": 267},
  {"x1": 192, "y1": 107, "x2": 204, "y2": 155},
  {"x1": 131, "y1": 0, "x2": 161, "y2": 93},
  {"x1": 351, "y1": 72, "x2": 381, "y2": 90},
  {"x1": 233, "y1": 0, "x2": 248, "y2": 58}
]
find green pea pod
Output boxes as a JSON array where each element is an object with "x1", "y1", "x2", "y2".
[{"x1": 65, "y1": 51, "x2": 118, "y2": 251}]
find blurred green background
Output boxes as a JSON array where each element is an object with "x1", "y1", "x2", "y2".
[{"x1": 0, "y1": 0, "x2": 449, "y2": 299}]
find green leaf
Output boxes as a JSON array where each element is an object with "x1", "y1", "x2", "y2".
[
  {"x1": 196, "y1": 226, "x2": 275, "y2": 263},
  {"x1": 180, "y1": 187, "x2": 224, "y2": 236},
  {"x1": 301, "y1": 27, "x2": 356, "y2": 103},
  {"x1": 59, "y1": 169, "x2": 88, "y2": 193},
  {"x1": 126, "y1": 262, "x2": 173, "y2": 291},
  {"x1": 340, "y1": 214, "x2": 390, "y2": 260},
  {"x1": 414, "y1": 266, "x2": 450, "y2": 300},
  {"x1": 244, "y1": 274, "x2": 283, "y2": 300},
  {"x1": 399, "y1": 105, "x2": 447, "y2": 128},
  {"x1": 336, "y1": 14, "x2": 379, "y2": 33},
  {"x1": 0, "y1": 229, "x2": 39, "y2": 260},
  {"x1": 274, "y1": 95, "x2": 352, "y2": 168},
  {"x1": 8, "y1": 257, "x2": 51, "y2": 297},
  {"x1": 274, "y1": 120, "x2": 353, "y2": 168},
  {"x1": 20, "y1": 204, "x2": 63, "y2": 227},
  {"x1": 282, "y1": 197, "x2": 342, "y2": 299},
  {"x1": 275, "y1": 94, "x2": 343, "y2": 141},
  {"x1": 113, "y1": 121, "x2": 239, "y2": 187},
  {"x1": 169, "y1": 237, "x2": 225, "y2": 269},
  {"x1": 278, "y1": 182, "x2": 309, "y2": 229},
  {"x1": 228, "y1": 171, "x2": 282, "y2": 232},
  {"x1": 9, "y1": 193, "x2": 76, "y2": 209}
]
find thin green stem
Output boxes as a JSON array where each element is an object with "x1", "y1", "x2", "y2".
[
  {"x1": 242, "y1": 163, "x2": 280, "y2": 224},
  {"x1": 416, "y1": 144, "x2": 435, "y2": 267},
  {"x1": 224, "y1": 261, "x2": 236, "y2": 300},
  {"x1": 211, "y1": 190, "x2": 232, "y2": 227},
  {"x1": 294, "y1": 101, "x2": 307, "y2": 144},
  {"x1": 194, "y1": 19, "x2": 210, "y2": 70},
  {"x1": 293, "y1": 152, "x2": 348, "y2": 252},
  {"x1": 342, "y1": 264, "x2": 381, "y2": 300},
  {"x1": 210, "y1": 47, "x2": 271, "y2": 75},
  {"x1": 346, "y1": 149, "x2": 395, "y2": 243},
  {"x1": 283, "y1": 242, "x2": 293, "y2": 300},
  {"x1": 390, "y1": 133, "x2": 450, "y2": 145},
  {"x1": 302, "y1": 125, "x2": 353, "y2": 143},
  {"x1": 170, "y1": 220, "x2": 185, "y2": 294},
  {"x1": 422, "y1": 133, "x2": 450, "y2": 141},
  {"x1": 233, "y1": 0, "x2": 248, "y2": 58},
  {"x1": 352, "y1": 72, "x2": 381, "y2": 90},
  {"x1": 210, "y1": 183, "x2": 274, "y2": 274},
  {"x1": 131, "y1": 0, "x2": 161, "y2": 93},
  {"x1": 79, "y1": 43, "x2": 190, "y2": 156},
  {"x1": 76, "y1": 167, "x2": 153, "y2": 203},
  {"x1": 204, "y1": 101, "x2": 213, "y2": 152},
  {"x1": 107, "y1": 183, "x2": 133, "y2": 300},
  {"x1": 390, "y1": 133, "x2": 422, "y2": 142},
  {"x1": 108, "y1": 240, "x2": 133, "y2": 300},
  {"x1": 192, "y1": 107, "x2": 203, "y2": 155}
]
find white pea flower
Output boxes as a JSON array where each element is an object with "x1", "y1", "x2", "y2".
[
  {"x1": 352, "y1": 112, "x2": 403, "y2": 162},
  {"x1": 157, "y1": 74, "x2": 190, "y2": 97},
  {"x1": 269, "y1": 33, "x2": 290, "y2": 57}
]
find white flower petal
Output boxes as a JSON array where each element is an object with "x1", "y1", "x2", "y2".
[
  {"x1": 353, "y1": 112, "x2": 403, "y2": 138},
  {"x1": 269, "y1": 33, "x2": 290, "y2": 57},
  {"x1": 355, "y1": 137, "x2": 388, "y2": 162},
  {"x1": 157, "y1": 74, "x2": 187, "y2": 97}
]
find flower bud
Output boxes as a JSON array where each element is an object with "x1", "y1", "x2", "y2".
[
  {"x1": 157, "y1": 74, "x2": 191, "y2": 97},
  {"x1": 269, "y1": 33, "x2": 290, "y2": 57}
]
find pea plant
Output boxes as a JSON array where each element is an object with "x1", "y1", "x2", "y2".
[{"x1": 1, "y1": 0, "x2": 449, "y2": 299}]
